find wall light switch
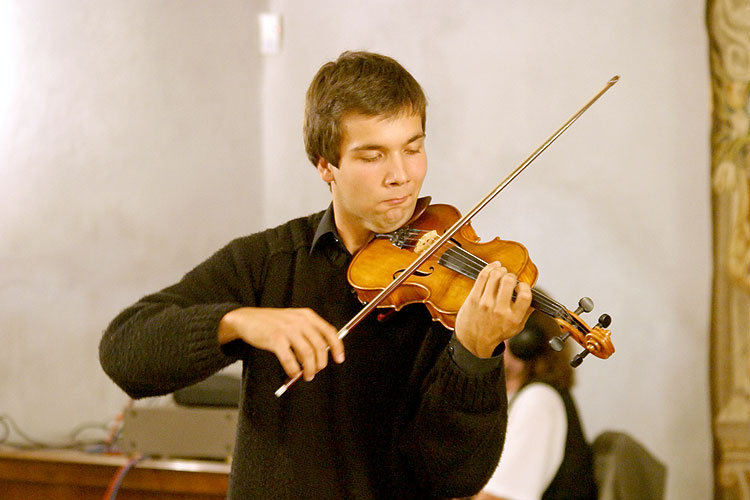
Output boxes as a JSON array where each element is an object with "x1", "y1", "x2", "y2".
[{"x1": 259, "y1": 13, "x2": 282, "y2": 55}]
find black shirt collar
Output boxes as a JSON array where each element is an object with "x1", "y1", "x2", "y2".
[
  {"x1": 311, "y1": 204, "x2": 336, "y2": 250},
  {"x1": 310, "y1": 203, "x2": 349, "y2": 259}
]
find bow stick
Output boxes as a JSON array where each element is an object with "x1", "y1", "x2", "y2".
[{"x1": 275, "y1": 75, "x2": 620, "y2": 397}]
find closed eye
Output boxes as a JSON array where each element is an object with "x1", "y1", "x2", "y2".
[
  {"x1": 359, "y1": 153, "x2": 382, "y2": 162},
  {"x1": 404, "y1": 135, "x2": 425, "y2": 155}
]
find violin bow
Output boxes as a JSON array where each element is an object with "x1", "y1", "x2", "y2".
[{"x1": 275, "y1": 75, "x2": 620, "y2": 397}]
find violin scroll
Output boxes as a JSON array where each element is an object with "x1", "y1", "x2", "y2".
[{"x1": 547, "y1": 297, "x2": 615, "y2": 367}]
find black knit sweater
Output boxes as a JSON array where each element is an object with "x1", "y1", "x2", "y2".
[{"x1": 100, "y1": 207, "x2": 508, "y2": 499}]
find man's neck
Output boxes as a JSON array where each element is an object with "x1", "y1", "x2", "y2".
[
  {"x1": 341, "y1": 231, "x2": 373, "y2": 255},
  {"x1": 332, "y1": 215, "x2": 373, "y2": 255},
  {"x1": 330, "y1": 202, "x2": 375, "y2": 254}
]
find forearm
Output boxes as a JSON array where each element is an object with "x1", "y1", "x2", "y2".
[
  {"x1": 401, "y1": 344, "x2": 508, "y2": 497},
  {"x1": 100, "y1": 238, "x2": 263, "y2": 398}
]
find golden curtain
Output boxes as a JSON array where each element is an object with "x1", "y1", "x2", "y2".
[{"x1": 708, "y1": 1, "x2": 750, "y2": 498}]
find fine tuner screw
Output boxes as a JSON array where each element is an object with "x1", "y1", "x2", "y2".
[
  {"x1": 570, "y1": 313, "x2": 612, "y2": 368},
  {"x1": 549, "y1": 297, "x2": 595, "y2": 351}
]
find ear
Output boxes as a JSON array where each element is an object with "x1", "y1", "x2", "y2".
[{"x1": 316, "y1": 158, "x2": 335, "y2": 184}]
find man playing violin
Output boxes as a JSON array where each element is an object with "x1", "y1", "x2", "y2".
[{"x1": 100, "y1": 50, "x2": 532, "y2": 499}]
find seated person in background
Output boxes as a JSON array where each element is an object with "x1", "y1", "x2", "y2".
[{"x1": 474, "y1": 310, "x2": 597, "y2": 500}]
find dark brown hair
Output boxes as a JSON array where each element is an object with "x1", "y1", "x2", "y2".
[
  {"x1": 524, "y1": 311, "x2": 576, "y2": 391},
  {"x1": 303, "y1": 51, "x2": 427, "y2": 167}
]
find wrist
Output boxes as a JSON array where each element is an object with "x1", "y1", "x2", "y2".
[
  {"x1": 455, "y1": 330, "x2": 497, "y2": 358},
  {"x1": 218, "y1": 308, "x2": 242, "y2": 344},
  {"x1": 448, "y1": 334, "x2": 504, "y2": 374}
]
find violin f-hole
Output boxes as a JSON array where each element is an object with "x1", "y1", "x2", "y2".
[{"x1": 393, "y1": 266, "x2": 434, "y2": 280}]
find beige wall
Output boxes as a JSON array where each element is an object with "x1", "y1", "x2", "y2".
[
  {"x1": 1, "y1": 1, "x2": 711, "y2": 499},
  {"x1": 0, "y1": 0, "x2": 264, "y2": 442}
]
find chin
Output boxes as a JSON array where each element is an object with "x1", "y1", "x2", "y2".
[
  {"x1": 368, "y1": 216, "x2": 404, "y2": 235},
  {"x1": 370, "y1": 202, "x2": 416, "y2": 234}
]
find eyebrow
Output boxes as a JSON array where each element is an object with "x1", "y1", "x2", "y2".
[{"x1": 349, "y1": 133, "x2": 426, "y2": 152}]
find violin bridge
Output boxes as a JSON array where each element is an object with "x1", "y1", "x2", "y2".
[{"x1": 415, "y1": 230, "x2": 440, "y2": 255}]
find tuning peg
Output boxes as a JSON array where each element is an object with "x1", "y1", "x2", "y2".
[
  {"x1": 570, "y1": 349, "x2": 589, "y2": 367},
  {"x1": 549, "y1": 334, "x2": 567, "y2": 352},
  {"x1": 570, "y1": 313, "x2": 612, "y2": 367},
  {"x1": 549, "y1": 297, "x2": 596, "y2": 351},
  {"x1": 596, "y1": 313, "x2": 612, "y2": 328},
  {"x1": 574, "y1": 296, "x2": 594, "y2": 315}
]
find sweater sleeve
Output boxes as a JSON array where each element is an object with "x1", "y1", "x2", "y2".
[
  {"x1": 398, "y1": 328, "x2": 508, "y2": 498},
  {"x1": 99, "y1": 237, "x2": 261, "y2": 399}
]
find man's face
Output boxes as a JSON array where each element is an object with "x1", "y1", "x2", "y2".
[{"x1": 317, "y1": 111, "x2": 427, "y2": 249}]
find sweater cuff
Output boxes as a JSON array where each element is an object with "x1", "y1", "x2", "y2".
[
  {"x1": 425, "y1": 341, "x2": 506, "y2": 414},
  {"x1": 448, "y1": 334, "x2": 504, "y2": 374},
  {"x1": 179, "y1": 303, "x2": 246, "y2": 366}
]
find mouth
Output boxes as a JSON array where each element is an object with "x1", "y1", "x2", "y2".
[{"x1": 383, "y1": 195, "x2": 410, "y2": 206}]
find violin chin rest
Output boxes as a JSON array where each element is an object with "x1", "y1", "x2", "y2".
[{"x1": 403, "y1": 196, "x2": 431, "y2": 226}]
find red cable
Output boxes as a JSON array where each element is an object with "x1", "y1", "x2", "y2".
[{"x1": 101, "y1": 454, "x2": 144, "y2": 500}]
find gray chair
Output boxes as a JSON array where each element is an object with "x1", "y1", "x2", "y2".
[{"x1": 592, "y1": 431, "x2": 667, "y2": 500}]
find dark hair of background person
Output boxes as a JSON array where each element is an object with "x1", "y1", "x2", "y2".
[{"x1": 510, "y1": 310, "x2": 575, "y2": 390}]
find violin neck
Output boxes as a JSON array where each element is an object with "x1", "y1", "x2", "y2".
[
  {"x1": 529, "y1": 289, "x2": 568, "y2": 320},
  {"x1": 437, "y1": 244, "x2": 568, "y2": 321}
]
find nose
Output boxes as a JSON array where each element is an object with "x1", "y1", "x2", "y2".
[{"x1": 384, "y1": 154, "x2": 409, "y2": 186}]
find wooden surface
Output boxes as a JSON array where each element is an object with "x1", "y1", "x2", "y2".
[{"x1": 0, "y1": 447, "x2": 230, "y2": 500}]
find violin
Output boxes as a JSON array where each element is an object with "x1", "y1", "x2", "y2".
[
  {"x1": 275, "y1": 75, "x2": 619, "y2": 397},
  {"x1": 348, "y1": 197, "x2": 614, "y2": 366}
]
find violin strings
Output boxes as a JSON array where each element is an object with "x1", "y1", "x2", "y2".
[
  {"x1": 387, "y1": 235, "x2": 486, "y2": 276},
  {"x1": 443, "y1": 246, "x2": 570, "y2": 320},
  {"x1": 387, "y1": 228, "x2": 572, "y2": 320},
  {"x1": 388, "y1": 228, "x2": 487, "y2": 275}
]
